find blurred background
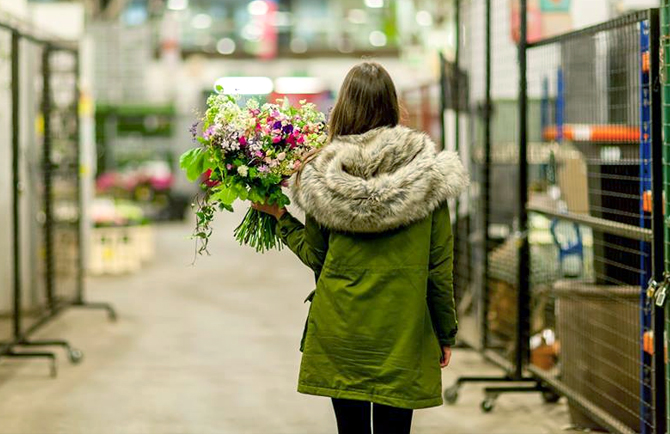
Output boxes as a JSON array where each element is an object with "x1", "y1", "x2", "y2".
[{"x1": 0, "y1": 0, "x2": 668, "y2": 433}]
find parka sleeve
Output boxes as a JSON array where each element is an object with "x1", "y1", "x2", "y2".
[
  {"x1": 427, "y1": 202, "x2": 458, "y2": 347},
  {"x1": 276, "y1": 212, "x2": 329, "y2": 276}
]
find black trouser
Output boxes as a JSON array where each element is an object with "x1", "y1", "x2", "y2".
[{"x1": 331, "y1": 398, "x2": 413, "y2": 434}]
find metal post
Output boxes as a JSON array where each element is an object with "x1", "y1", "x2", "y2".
[
  {"x1": 41, "y1": 45, "x2": 55, "y2": 310},
  {"x1": 481, "y1": 0, "x2": 492, "y2": 352},
  {"x1": 516, "y1": 0, "x2": 530, "y2": 379},
  {"x1": 73, "y1": 51, "x2": 84, "y2": 303},
  {"x1": 11, "y1": 30, "x2": 21, "y2": 340},
  {"x1": 454, "y1": 0, "x2": 461, "y2": 154},
  {"x1": 439, "y1": 51, "x2": 447, "y2": 151},
  {"x1": 648, "y1": 8, "x2": 667, "y2": 434}
]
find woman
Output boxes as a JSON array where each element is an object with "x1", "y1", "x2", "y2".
[{"x1": 253, "y1": 62, "x2": 468, "y2": 434}]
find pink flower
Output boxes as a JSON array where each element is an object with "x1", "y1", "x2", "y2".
[
  {"x1": 293, "y1": 160, "x2": 302, "y2": 170},
  {"x1": 239, "y1": 136, "x2": 247, "y2": 146},
  {"x1": 254, "y1": 151, "x2": 264, "y2": 158},
  {"x1": 226, "y1": 164, "x2": 233, "y2": 170},
  {"x1": 272, "y1": 136, "x2": 282, "y2": 144},
  {"x1": 258, "y1": 165, "x2": 270, "y2": 173}
]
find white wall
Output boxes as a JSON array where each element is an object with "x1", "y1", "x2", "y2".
[
  {"x1": 571, "y1": 0, "x2": 610, "y2": 30},
  {"x1": 28, "y1": 2, "x2": 85, "y2": 40},
  {"x1": 0, "y1": 0, "x2": 28, "y2": 19}
]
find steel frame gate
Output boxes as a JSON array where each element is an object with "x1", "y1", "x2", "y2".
[{"x1": 446, "y1": 3, "x2": 668, "y2": 434}]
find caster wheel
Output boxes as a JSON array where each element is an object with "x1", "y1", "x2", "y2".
[
  {"x1": 542, "y1": 389, "x2": 560, "y2": 404},
  {"x1": 68, "y1": 348, "x2": 84, "y2": 364},
  {"x1": 480, "y1": 398, "x2": 495, "y2": 413},
  {"x1": 443, "y1": 385, "x2": 459, "y2": 405}
]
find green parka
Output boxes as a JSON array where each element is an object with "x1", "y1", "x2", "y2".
[{"x1": 276, "y1": 126, "x2": 468, "y2": 410}]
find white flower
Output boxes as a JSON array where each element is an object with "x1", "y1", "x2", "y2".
[
  {"x1": 237, "y1": 165, "x2": 249, "y2": 177},
  {"x1": 277, "y1": 152, "x2": 286, "y2": 161}
]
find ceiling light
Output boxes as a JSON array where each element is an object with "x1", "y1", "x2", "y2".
[
  {"x1": 192, "y1": 13, "x2": 212, "y2": 29},
  {"x1": 415, "y1": 10, "x2": 433, "y2": 27},
  {"x1": 167, "y1": 0, "x2": 188, "y2": 11},
  {"x1": 364, "y1": 0, "x2": 384, "y2": 8},
  {"x1": 248, "y1": 0, "x2": 269, "y2": 16},
  {"x1": 275, "y1": 77, "x2": 325, "y2": 94},
  {"x1": 216, "y1": 38, "x2": 236, "y2": 55},
  {"x1": 241, "y1": 23, "x2": 262, "y2": 41},
  {"x1": 347, "y1": 9, "x2": 367, "y2": 24},
  {"x1": 214, "y1": 77, "x2": 274, "y2": 95},
  {"x1": 369, "y1": 30, "x2": 387, "y2": 47}
]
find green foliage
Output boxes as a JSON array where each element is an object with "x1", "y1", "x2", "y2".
[
  {"x1": 210, "y1": 186, "x2": 237, "y2": 206},
  {"x1": 180, "y1": 148, "x2": 205, "y2": 182}
]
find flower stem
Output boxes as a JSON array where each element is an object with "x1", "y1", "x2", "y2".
[{"x1": 233, "y1": 208, "x2": 282, "y2": 253}]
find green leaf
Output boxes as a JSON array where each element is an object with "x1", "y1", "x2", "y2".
[
  {"x1": 248, "y1": 189, "x2": 265, "y2": 204},
  {"x1": 219, "y1": 203, "x2": 234, "y2": 212},
  {"x1": 211, "y1": 187, "x2": 238, "y2": 205},
  {"x1": 203, "y1": 153, "x2": 217, "y2": 172},
  {"x1": 180, "y1": 148, "x2": 205, "y2": 182}
]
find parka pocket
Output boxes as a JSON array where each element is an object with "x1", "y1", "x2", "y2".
[{"x1": 300, "y1": 289, "x2": 316, "y2": 352}]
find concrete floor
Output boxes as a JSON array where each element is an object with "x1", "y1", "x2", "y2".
[{"x1": 0, "y1": 212, "x2": 570, "y2": 434}]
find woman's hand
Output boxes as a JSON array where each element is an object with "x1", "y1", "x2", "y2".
[
  {"x1": 440, "y1": 346, "x2": 452, "y2": 368},
  {"x1": 252, "y1": 202, "x2": 287, "y2": 220}
]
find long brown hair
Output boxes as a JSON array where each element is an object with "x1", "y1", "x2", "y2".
[{"x1": 296, "y1": 62, "x2": 400, "y2": 184}]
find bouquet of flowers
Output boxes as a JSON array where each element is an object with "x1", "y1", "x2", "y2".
[{"x1": 180, "y1": 90, "x2": 328, "y2": 254}]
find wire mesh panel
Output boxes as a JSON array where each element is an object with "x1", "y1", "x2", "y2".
[
  {"x1": 46, "y1": 48, "x2": 82, "y2": 306},
  {"x1": 0, "y1": 27, "x2": 13, "y2": 345},
  {"x1": 18, "y1": 38, "x2": 51, "y2": 335},
  {"x1": 450, "y1": 0, "x2": 486, "y2": 350},
  {"x1": 525, "y1": 11, "x2": 660, "y2": 434},
  {"x1": 2, "y1": 38, "x2": 84, "y2": 337},
  {"x1": 485, "y1": 0, "x2": 524, "y2": 365}
]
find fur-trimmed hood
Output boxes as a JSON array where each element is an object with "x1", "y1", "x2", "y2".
[{"x1": 290, "y1": 125, "x2": 469, "y2": 233}]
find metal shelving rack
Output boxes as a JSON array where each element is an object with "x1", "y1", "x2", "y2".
[{"x1": 0, "y1": 20, "x2": 116, "y2": 377}]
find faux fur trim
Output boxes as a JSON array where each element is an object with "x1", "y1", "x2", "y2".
[{"x1": 291, "y1": 125, "x2": 469, "y2": 233}]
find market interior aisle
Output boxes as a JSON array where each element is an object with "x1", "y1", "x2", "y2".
[{"x1": 0, "y1": 210, "x2": 569, "y2": 434}]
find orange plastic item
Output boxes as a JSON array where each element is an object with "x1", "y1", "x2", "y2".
[
  {"x1": 642, "y1": 52, "x2": 650, "y2": 73},
  {"x1": 543, "y1": 124, "x2": 639, "y2": 142},
  {"x1": 643, "y1": 331, "x2": 668, "y2": 362},
  {"x1": 643, "y1": 190, "x2": 652, "y2": 213}
]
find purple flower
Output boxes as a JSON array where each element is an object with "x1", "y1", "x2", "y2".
[
  {"x1": 273, "y1": 121, "x2": 282, "y2": 130},
  {"x1": 203, "y1": 125, "x2": 215, "y2": 140},
  {"x1": 189, "y1": 121, "x2": 200, "y2": 141},
  {"x1": 282, "y1": 124, "x2": 294, "y2": 134}
]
